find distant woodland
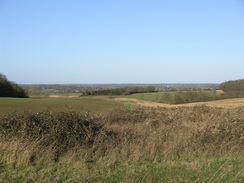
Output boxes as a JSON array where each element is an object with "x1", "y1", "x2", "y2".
[
  {"x1": 220, "y1": 79, "x2": 244, "y2": 93},
  {"x1": 0, "y1": 73, "x2": 28, "y2": 98},
  {"x1": 82, "y1": 86, "x2": 156, "y2": 96}
]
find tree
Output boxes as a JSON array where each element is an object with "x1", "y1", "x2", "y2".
[{"x1": 0, "y1": 73, "x2": 28, "y2": 98}]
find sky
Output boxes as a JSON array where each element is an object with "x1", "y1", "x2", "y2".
[{"x1": 0, "y1": 0, "x2": 244, "y2": 84}]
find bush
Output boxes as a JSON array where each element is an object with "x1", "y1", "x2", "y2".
[{"x1": 0, "y1": 111, "x2": 114, "y2": 160}]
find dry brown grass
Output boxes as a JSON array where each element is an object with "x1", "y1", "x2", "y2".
[
  {"x1": 0, "y1": 105, "x2": 243, "y2": 182},
  {"x1": 1, "y1": 105, "x2": 243, "y2": 165},
  {"x1": 101, "y1": 106, "x2": 243, "y2": 161},
  {"x1": 0, "y1": 105, "x2": 244, "y2": 160},
  {"x1": 216, "y1": 89, "x2": 225, "y2": 96},
  {"x1": 114, "y1": 97, "x2": 244, "y2": 108}
]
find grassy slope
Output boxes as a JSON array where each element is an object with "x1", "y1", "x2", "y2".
[
  {"x1": 124, "y1": 91, "x2": 216, "y2": 103},
  {"x1": 0, "y1": 97, "x2": 122, "y2": 115}
]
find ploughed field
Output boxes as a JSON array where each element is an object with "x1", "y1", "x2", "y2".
[{"x1": 0, "y1": 95, "x2": 243, "y2": 182}]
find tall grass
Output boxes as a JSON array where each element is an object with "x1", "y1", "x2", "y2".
[{"x1": 0, "y1": 106, "x2": 243, "y2": 182}]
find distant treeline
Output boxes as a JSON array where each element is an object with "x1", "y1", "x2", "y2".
[
  {"x1": 82, "y1": 86, "x2": 155, "y2": 96},
  {"x1": 0, "y1": 73, "x2": 28, "y2": 98},
  {"x1": 219, "y1": 79, "x2": 244, "y2": 93},
  {"x1": 173, "y1": 79, "x2": 244, "y2": 104}
]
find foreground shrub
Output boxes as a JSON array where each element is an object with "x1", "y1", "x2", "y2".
[
  {"x1": 101, "y1": 106, "x2": 244, "y2": 160},
  {"x1": 0, "y1": 111, "x2": 114, "y2": 161},
  {"x1": 0, "y1": 106, "x2": 243, "y2": 165}
]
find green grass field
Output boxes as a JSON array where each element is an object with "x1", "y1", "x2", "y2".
[
  {"x1": 124, "y1": 90, "x2": 216, "y2": 104},
  {"x1": 0, "y1": 97, "x2": 122, "y2": 115}
]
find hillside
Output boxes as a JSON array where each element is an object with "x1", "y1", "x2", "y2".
[
  {"x1": 220, "y1": 79, "x2": 244, "y2": 92},
  {"x1": 0, "y1": 73, "x2": 28, "y2": 98}
]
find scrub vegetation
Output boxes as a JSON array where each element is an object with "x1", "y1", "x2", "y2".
[{"x1": 0, "y1": 106, "x2": 243, "y2": 182}]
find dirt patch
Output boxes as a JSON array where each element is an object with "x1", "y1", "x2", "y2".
[
  {"x1": 49, "y1": 95, "x2": 77, "y2": 98},
  {"x1": 215, "y1": 90, "x2": 225, "y2": 96}
]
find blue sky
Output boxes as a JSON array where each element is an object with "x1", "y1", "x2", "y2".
[{"x1": 1, "y1": 0, "x2": 244, "y2": 84}]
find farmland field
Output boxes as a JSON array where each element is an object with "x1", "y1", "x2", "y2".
[
  {"x1": 0, "y1": 97, "x2": 123, "y2": 115},
  {"x1": 124, "y1": 90, "x2": 216, "y2": 104}
]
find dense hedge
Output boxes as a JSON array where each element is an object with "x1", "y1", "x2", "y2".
[
  {"x1": 0, "y1": 73, "x2": 28, "y2": 98},
  {"x1": 0, "y1": 111, "x2": 112, "y2": 160},
  {"x1": 82, "y1": 86, "x2": 155, "y2": 96}
]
